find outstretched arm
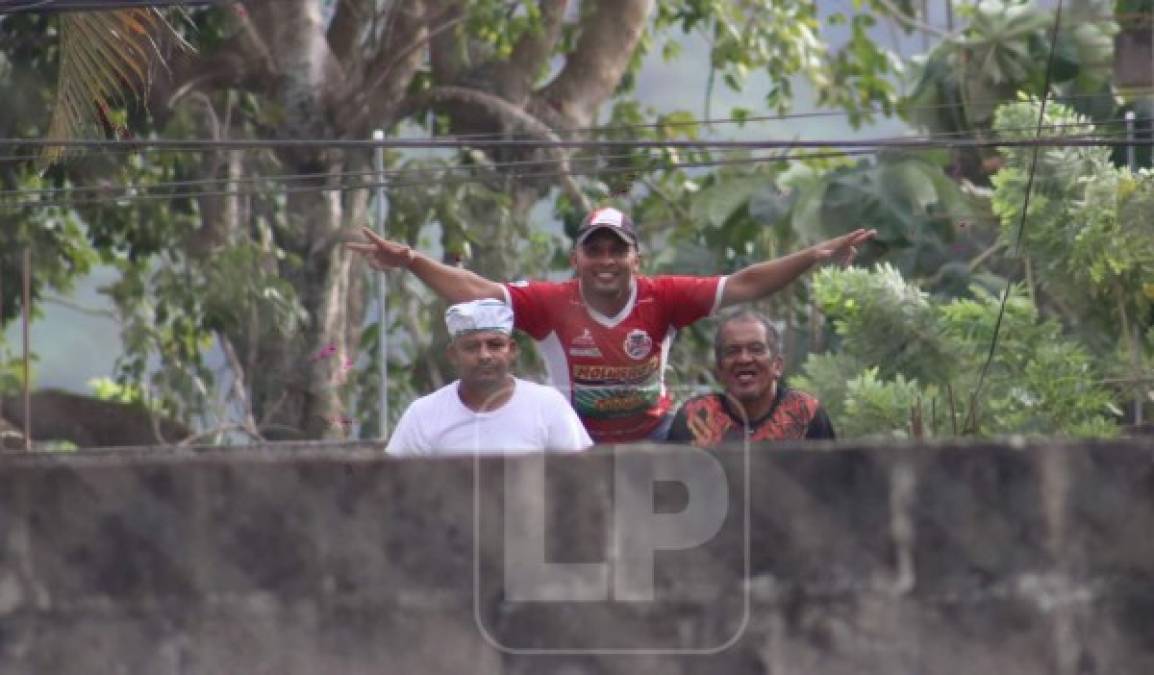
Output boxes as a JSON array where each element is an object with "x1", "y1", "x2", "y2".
[
  {"x1": 719, "y1": 228, "x2": 876, "y2": 308},
  {"x1": 346, "y1": 227, "x2": 505, "y2": 303}
]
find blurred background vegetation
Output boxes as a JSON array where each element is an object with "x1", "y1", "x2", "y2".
[{"x1": 0, "y1": 0, "x2": 1150, "y2": 444}]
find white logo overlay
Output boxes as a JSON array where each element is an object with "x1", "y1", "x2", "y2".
[{"x1": 472, "y1": 391, "x2": 750, "y2": 653}]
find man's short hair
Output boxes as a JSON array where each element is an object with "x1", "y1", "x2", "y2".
[{"x1": 712, "y1": 310, "x2": 781, "y2": 364}]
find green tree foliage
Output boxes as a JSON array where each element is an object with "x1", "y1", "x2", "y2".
[
  {"x1": 793, "y1": 264, "x2": 1120, "y2": 439},
  {"x1": 905, "y1": 0, "x2": 1117, "y2": 133},
  {"x1": 776, "y1": 151, "x2": 981, "y2": 293},
  {"x1": 902, "y1": 0, "x2": 1117, "y2": 182},
  {"x1": 991, "y1": 98, "x2": 1154, "y2": 414},
  {"x1": 40, "y1": 8, "x2": 188, "y2": 166},
  {"x1": 655, "y1": 0, "x2": 898, "y2": 124}
]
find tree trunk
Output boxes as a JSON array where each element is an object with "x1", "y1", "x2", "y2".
[
  {"x1": 208, "y1": 0, "x2": 366, "y2": 440},
  {"x1": 241, "y1": 163, "x2": 368, "y2": 440}
]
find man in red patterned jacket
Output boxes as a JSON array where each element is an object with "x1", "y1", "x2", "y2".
[
  {"x1": 349, "y1": 207, "x2": 867, "y2": 443},
  {"x1": 667, "y1": 310, "x2": 834, "y2": 446}
]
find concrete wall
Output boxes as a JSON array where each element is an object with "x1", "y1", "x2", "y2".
[{"x1": 1, "y1": 440, "x2": 1153, "y2": 674}]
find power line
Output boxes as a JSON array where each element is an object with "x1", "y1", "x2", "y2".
[
  {"x1": 6, "y1": 126, "x2": 1148, "y2": 210},
  {"x1": 2, "y1": 128, "x2": 1145, "y2": 207},
  {"x1": 0, "y1": 0, "x2": 231, "y2": 12},
  {"x1": 3, "y1": 149, "x2": 871, "y2": 210},
  {"x1": 440, "y1": 91, "x2": 1150, "y2": 142},
  {"x1": 0, "y1": 112, "x2": 1138, "y2": 164},
  {"x1": 3, "y1": 132, "x2": 1147, "y2": 152},
  {"x1": 0, "y1": 92, "x2": 1144, "y2": 164},
  {"x1": 1, "y1": 148, "x2": 881, "y2": 210},
  {"x1": 2, "y1": 116, "x2": 1140, "y2": 201},
  {"x1": 0, "y1": 144, "x2": 764, "y2": 199}
]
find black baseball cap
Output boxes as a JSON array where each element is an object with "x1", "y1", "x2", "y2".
[{"x1": 575, "y1": 207, "x2": 639, "y2": 247}]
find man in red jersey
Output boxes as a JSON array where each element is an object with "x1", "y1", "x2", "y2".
[{"x1": 348, "y1": 207, "x2": 873, "y2": 443}]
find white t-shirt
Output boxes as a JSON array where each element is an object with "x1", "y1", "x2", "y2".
[{"x1": 385, "y1": 378, "x2": 593, "y2": 456}]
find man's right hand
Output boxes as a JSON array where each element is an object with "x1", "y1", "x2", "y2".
[
  {"x1": 346, "y1": 226, "x2": 506, "y2": 303},
  {"x1": 345, "y1": 226, "x2": 416, "y2": 271}
]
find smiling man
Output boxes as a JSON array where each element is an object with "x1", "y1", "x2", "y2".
[
  {"x1": 385, "y1": 299, "x2": 592, "y2": 456},
  {"x1": 667, "y1": 310, "x2": 834, "y2": 446},
  {"x1": 351, "y1": 207, "x2": 870, "y2": 443}
]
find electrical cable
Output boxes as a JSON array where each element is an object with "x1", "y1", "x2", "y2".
[
  {"x1": 2, "y1": 131, "x2": 1144, "y2": 152},
  {"x1": 1, "y1": 148, "x2": 882, "y2": 210},
  {"x1": 0, "y1": 114, "x2": 1140, "y2": 201},
  {"x1": 0, "y1": 91, "x2": 1144, "y2": 164},
  {"x1": 0, "y1": 113, "x2": 1135, "y2": 165},
  {"x1": 966, "y1": 0, "x2": 1067, "y2": 432},
  {"x1": 0, "y1": 0, "x2": 230, "y2": 12},
  {"x1": 0, "y1": 143, "x2": 772, "y2": 199},
  {"x1": 1, "y1": 128, "x2": 1145, "y2": 208}
]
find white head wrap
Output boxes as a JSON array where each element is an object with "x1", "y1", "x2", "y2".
[{"x1": 444, "y1": 299, "x2": 514, "y2": 338}]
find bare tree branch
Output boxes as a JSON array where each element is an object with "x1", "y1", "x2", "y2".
[
  {"x1": 230, "y1": 2, "x2": 279, "y2": 76},
  {"x1": 42, "y1": 295, "x2": 119, "y2": 321},
  {"x1": 873, "y1": 0, "x2": 949, "y2": 38},
  {"x1": 155, "y1": 16, "x2": 276, "y2": 114},
  {"x1": 218, "y1": 332, "x2": 263, "y2": 441},
  {"x1": 184, "y1": 91, "x2": 236, "y2": 257},
  {"x1": 427, "y1": 0, "x2": 467, "y2": 84},
  {"x1": 406, "y1": 85, "x2": 591, "y2": 211},
  {"x1": 246, "y1": 0, "x2": 348, "y2": 138},
  {"x1": 639, "y1": 176, "x2": 691, "y2": 222},
  {"x1": 177, "y1": 423, "x2": 265, "y2": 447},
  {"x1": 327, "y1": 0, "x2": 372, "y2": 65},
  {"x1": 534, "y1": 0, "x2": 653, "y2": 127},
  {"x1": 348, "y1": 1, "x2": 444, "y2": 132},
  {"x1": 490, "y1": 0, "x2": 570, "y2": 104}
]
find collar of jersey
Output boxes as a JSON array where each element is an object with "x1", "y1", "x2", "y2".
[{"x1": 579, "y1": 278, "x2": 638, "y2": 329}]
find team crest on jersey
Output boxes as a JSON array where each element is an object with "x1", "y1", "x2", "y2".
[{"x1": 623, "y1": 329, "x2": 653, "y2": 360}]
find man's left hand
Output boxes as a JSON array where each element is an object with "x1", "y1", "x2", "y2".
[{"x1": 811, "y1": 228, "x2": 877, "y2": 267}]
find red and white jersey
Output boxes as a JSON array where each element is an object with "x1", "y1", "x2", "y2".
[{"x1": 502, "y1": 275, "x2": 726, "y2": 443}]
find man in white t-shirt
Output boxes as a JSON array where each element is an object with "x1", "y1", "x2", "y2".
[{"x1": 386, "y1": 299, "x2": 593, "y2": 456}]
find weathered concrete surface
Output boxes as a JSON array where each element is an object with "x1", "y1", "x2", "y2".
[{"x1": 0, "y1": 440, "x2": 1152, "y2": 674}]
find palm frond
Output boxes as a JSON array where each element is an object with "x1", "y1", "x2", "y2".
[{"x1": 40, "y1": 8, "x2": 190, "y2": 168}]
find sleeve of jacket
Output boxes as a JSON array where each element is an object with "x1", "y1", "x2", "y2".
[
  {"x1": 805, "y1": 404, "x2": 836, "y2": 440},
  {"x1": 665, "y1": 403, "x2": 694, "y2": 443}
]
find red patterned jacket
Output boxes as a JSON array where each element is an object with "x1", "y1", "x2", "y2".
[{"x1": 666, "y1": 386, "x2": 835, "y2": 446}]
